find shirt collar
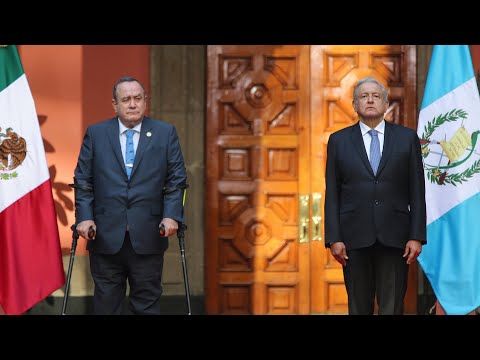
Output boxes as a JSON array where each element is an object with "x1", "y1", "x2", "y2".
[
  {"x1": 118, "y1": 118, "x2": 142, "y2": 135},
  {"x1": 359, "y1": 119, "x2": 385, "y2": 136}
]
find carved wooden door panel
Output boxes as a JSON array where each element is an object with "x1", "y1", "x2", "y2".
[
  {"x1": 310, "y1": 45, "x2": 418, "y2": 313},
  {"x1": 206, "y1": 45, "x2": 417, "y2": 314},
  {"x1": 206, "y1": 45, "x2": 311, "y2": 314}
]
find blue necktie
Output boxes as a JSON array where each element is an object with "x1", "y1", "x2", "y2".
[
  {"x1": 125, "y1": 129, "x2": 135, "y2": 179},
  {"x1": 369, "y1": 129, "x2": 381, "y2": 175}
]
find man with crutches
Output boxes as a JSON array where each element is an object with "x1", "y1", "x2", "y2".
[{"x1": 71, "y1": 76, "x2": 187, "y2": 315}]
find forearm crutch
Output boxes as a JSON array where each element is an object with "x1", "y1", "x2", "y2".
[
  {"x1": 160, "y1": 183, "x2": 191, "y2": 315},
  {"x1": 61, "y1": 182, "x2": 94, "y2": 315},
  {"x1": 61, "y1": 224, "x2": 79, "y2": 315},
  {"x1": 61, "y1": 224, "x2": 94, "y2": 315}
]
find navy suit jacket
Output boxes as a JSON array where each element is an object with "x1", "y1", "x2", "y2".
[
  {"x1": 324, "y1": 121, "x2": 426, "y2": 250},
  {"x1": 74, "y1": 117, "x2": 187, "y2": 255}
]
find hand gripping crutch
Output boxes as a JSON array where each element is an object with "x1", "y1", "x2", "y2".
[
  {"x1": 159, "y1": 183, "x2": 191, "y2": 315},
  {"x1": 61, "y1": 182, "x2": 94, "y2": 315}
]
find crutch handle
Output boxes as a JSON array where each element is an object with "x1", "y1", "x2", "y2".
[
  {"x1": 88, "y1": 226, "x2": 95, "y2": 239},
  {"x1": 159, "y1": 223, "x2": 166, "y2": 236}
]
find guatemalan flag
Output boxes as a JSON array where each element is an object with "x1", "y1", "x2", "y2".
[
  {"x1": 417, "y1": 45, "x2": 480, "y2": 315},
  {"x1": 0, "y1": 45, "x2": 65, "y2": 315}
]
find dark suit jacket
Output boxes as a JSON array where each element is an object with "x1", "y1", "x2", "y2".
[
  {"x1": 324, "y1": 121, "x2": 426, "y2": 250},
  {"x1": 74, "y1": 117, "x2": 187, "y2": 255}
]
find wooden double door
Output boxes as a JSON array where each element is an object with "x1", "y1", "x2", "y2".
[{"x1": 206, "y1": 45, "x2": 417, "y2": 314}]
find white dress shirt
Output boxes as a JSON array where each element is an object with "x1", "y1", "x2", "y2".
[
  {"x1": 118, "y1": 119, "x2": 142, "y2": 164},
  {"x1": 359, "y1": 119, "x2": 385, "y2": 162}
]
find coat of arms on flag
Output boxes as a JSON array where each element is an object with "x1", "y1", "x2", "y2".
[
  {"x1": 419, "y1": 109, "x2": 480, "y2": 186},
  {"x1": 0, "y1": 126, "x2": 27, "y2": 180}
]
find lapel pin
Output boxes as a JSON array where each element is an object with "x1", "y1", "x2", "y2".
[{"x1": 146, "y1": 131, "x2": 152, "y2": 137}]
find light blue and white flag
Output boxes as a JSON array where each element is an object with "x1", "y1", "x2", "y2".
[{"x1": 418, "y1": 45, "x2": 480, "y2": 314}]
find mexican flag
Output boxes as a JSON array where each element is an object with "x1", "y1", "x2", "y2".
[
  {"x1": 0, "y1": 45, "x2": 65, "y2": 315},
  {"x1": 417, "y1": 45, "x2": 480, "y2": 314}
]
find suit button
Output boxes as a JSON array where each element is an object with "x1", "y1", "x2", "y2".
[
  {"x1": 127, "y1": 205, "x2": 131, "y2": 209},
  {"x1": 374, "y1": 180, "x2": 379, "y2": 184},
  {"x1": 374, "y1": 200, "x2": 379, "y2": 205},
  {"x1": 127, "y1": 184, "x2": 131, "y2": 189}
]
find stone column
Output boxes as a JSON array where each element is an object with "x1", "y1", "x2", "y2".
[{"x1": 150, "y1": 46, "x2": 206, "y2": 296}]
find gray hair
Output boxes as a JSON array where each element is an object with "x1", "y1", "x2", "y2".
[{"x1": 353, "y1": 77, "x2": 388, "y2": 102}]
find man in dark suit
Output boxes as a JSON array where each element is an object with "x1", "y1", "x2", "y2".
[
  {"x1": 74, "y1": 76, "x2": 187, "y2": 315},
  {"x1": 324, "y1": 77, "x2": 426, "y2": 315}
]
